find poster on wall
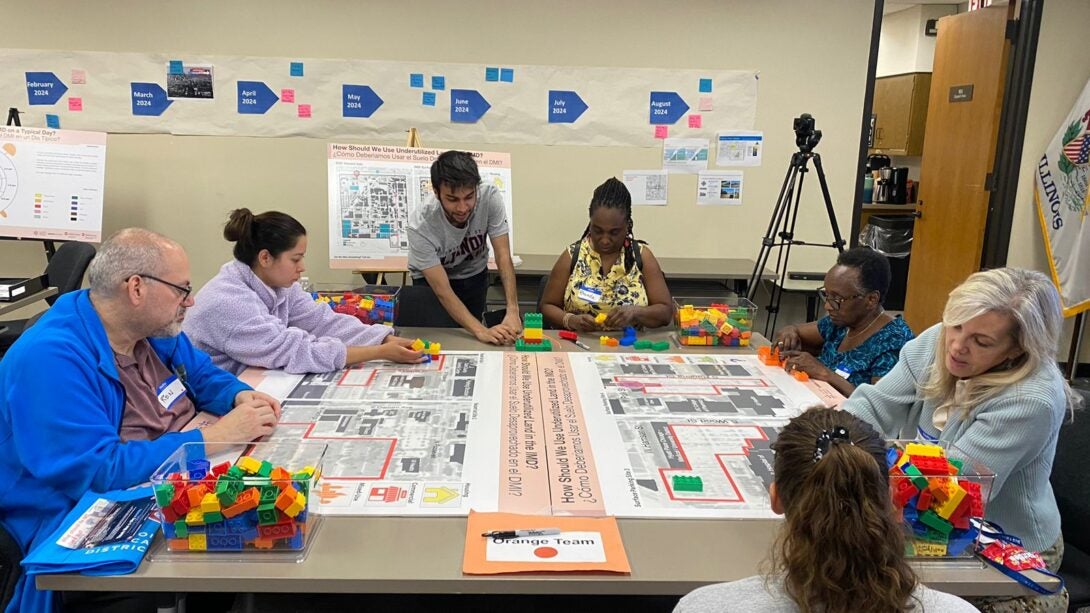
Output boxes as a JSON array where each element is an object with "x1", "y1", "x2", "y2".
[
  {"x1": 0, "y1": 126, "x2": 106, "y2": 241},
  {"x1": 326, "y1": 144, "x2": 513, "y2": 270}
]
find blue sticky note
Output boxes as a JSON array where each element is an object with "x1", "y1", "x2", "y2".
[
  {"x1": 169, "y1": 60, "x2": 184, "y2": 75},
  {"x1": 431, "y1": 75, "x2": 445, "y2": 91},
  {"x1": 290, "y1": 62, "x2": 304, "y2": 77},
  {"x1": 422, "y1": 92, "x2": 436, "y2": 107},
  {"x1": 500, "y1": 68, "x2": 514, "y2": 83},
  {"x1": 699, "y1": 78, "x2": 713, "y2": 93},
  {"x1": 410, "y1": 73, "x2": 424, "y2": 88},
  {"x1": 46, "y1": 114, "x2": 60, "y2": 129},
  {"x1": 485, "y1": 67, "x2": 499, "y2": 82}
]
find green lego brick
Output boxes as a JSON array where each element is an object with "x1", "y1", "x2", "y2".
[
  {"x1": 903, "y1": 464, "x2": 929, "y2": 490},
  {"x1": 651, "y1": 341, "x2": 670, "y2": 351},
  {"x1": 523, "y1": 312, "x2": 543, "y2": 329},
  {"x1": 948, "y1": 458, "x2": 964, "y2": 475},
  {"x1": 203, "y1": 511, "x2": 224, "y2": 524},
  {"x1": 633, "y1": 339, "x2": 652, "y2": 350},
  {"x1": 257, "y1": 460, "x2": 273, "y2": 478},
  {"x1": 256, "y1": 503, "x2": 279, "y2": 526},
  {"x1": 919, "y1": 510, "x2": 953, "y2": 535},
  {"x1": 174, "y1": 520, "x2": 188, "y2": 538},
  {"x1": 154, "y1": 483, "x2": 174, "y2": 507},
  {"x1": 671, "y1": 475, "x2": 703, "y2": 492},
  {"x1": 515, "y1": 338, "x2": 552, "y2": 352}
]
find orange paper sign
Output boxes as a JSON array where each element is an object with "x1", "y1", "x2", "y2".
[{"x1": 464, "y1": 511, "x2": 630, "y2": 574}]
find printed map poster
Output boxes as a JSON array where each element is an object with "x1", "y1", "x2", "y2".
[
  {"x1": 0, "y1": 126, "x2": 106, "y2": 241},
  {"x1": 254, "y1": 351, "x2": 825, "y2": 519},
  {"x1": 326, "y1": 144, "x2": 512, "y2": 269}
]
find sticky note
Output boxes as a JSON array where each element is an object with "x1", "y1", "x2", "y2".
[
  {"x1": 68, "y1": 98, "x2": 83, "y2": 112},
  {"x1": 654, "y1": 125, "x2": 668, "y2": 139},
  {"x1": 46, "y1": 114, "x2": 60, "y2": 129},
  {"x1": 500, "y1": 68, "x2": 514, "y2": 83},
  {"x1": 422, "y1": 92, "x2": 436, "y2": 106},
  {"x1": 699, "y1": 78, "x2": 713, "y2": 93},
  {"x1": 485, "y1": 67, "x2": 499, "y2": 82},
  {"x1": 688, "y1": 114, "x2": 702, "y2": 129},
  {"x1": 290, "y1": 62, "x2": 304, "y2": 77},
  {"x1": 169, "y1": 60, "x2": 184, "y2": 75},
  {"x1": 410, "y1": 73, "x2": 424, "y2": 88},
  {"x1": 71, "y1": 69, "x2": 86, "y2": 84},
  {"x1": 281, "y1": 88, "x2": 295, "y2": 103},
  {"x1": 698, "y1": 96, "x2": 714, "y2": 111},
  {"x1": 431, "y1": 76, "x2": 445, "y2": 90},
  {"x1": 297, "y1": 104, "x2": 312, "y2": 118}
]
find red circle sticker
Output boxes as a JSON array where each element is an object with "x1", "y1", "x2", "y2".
[{"x1": 534, "y1": 546, "x2": 559, "y2": 559}]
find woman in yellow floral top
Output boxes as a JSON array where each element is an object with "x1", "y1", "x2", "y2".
[{"x1": 540, "y1": 178, "x2": 672, "y2": 331}]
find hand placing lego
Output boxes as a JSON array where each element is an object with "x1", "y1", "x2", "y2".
[
  {"x1": 781, "y1": 350, "x2": 833, "y2": 381},
  {"x1": 233, "y1": 390, "x2": 281, "y2": 419},
  {"x1": 376, "y1": 335, "x2": 426, "y2": 363},
  {"x1": 498, "y1": 310, "x2": 523, "y2": 336},
  {"x1": 564, "y1": 313, "x2": 599, "y2": 332},
  {"x1": 203, "y1": 399, "x2": 279, "y2": 444},
  {"x1": 603, "y1": 305, "x2": 641, "y2": 330},
  {"x1": 774, "y1": 325, "x2": 803, "y2": 352},
  {"x1": 475, "y1": 324, "x2": 517, "y2": 345}
]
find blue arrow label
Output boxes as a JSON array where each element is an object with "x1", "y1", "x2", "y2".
[
  {"x1": 342, "y1": 85, "x2": 384, "y2": 118},
  {"x1": 649, "y1": 91, "x2": 690, "y2": 125},
  {"x1": 237, "y1": 81, "x2": 279, "y2": 114},
  {"x1": 25, "y1": 72, "x2": 68, "y2": 106},
  {"x1": 131, "y1": 83, "x2": 173, "y2": 116},
  {"x1": 548, "y1": 90, "x2": 588, "y2": 124},
  {"x1": 450, "y1": 89, "x2": 490, "y2": 123}
]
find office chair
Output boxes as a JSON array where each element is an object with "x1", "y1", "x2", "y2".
[
  {"x1": 0, "y1": 241, "x2": 97, "y2": 356},
  {"x1": 1050, "y1": 404, "x2": 1090, "y2": 612}
]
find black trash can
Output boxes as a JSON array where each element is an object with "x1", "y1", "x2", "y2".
[{"x1": 859, "y1": 215, "x2": 914, "y2": 311}]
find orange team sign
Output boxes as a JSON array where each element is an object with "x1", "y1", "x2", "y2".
[{"x1": 463, "y1": 511, "x2": 630, "y2": 574}]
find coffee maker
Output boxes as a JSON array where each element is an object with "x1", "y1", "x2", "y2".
[
  {"x1": 874, "y1": 167, "x2": 892, "y2": 203},
  {"x1": 889, "y1": 167, "x2": 910, "y2": 204}
]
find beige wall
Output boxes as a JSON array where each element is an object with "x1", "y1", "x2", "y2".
[
  {"x1": 0, "y1": 0, "x2": 872, "y2": 300},
  {"x1": 1006, "y1": 0, "x2": 1090, "y2": 362}
]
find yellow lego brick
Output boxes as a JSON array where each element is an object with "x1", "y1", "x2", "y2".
[
  {"x1": 906, "y1": 442, "x2": 944, "y2": 458},
  {"x1": 410, "y1": 338, "x2": 425, "y2": 352},
  {"x1": 429, "y1": 343, "x2": 441, "y2": 355},
  {"x1": 934, "y1": 484, "x2": 967, "y2": 519},
  {"x1": 740, "y1": 338, "x2": 750, "y2": 347},
  {"x1": 524, "y1": 328, "x2": 542, "y2": 340},
  {"x1": 895, "y1": 452, "x2": 911, "y2": 469},
  {"x1": 594, "y1": 313, "x2": 607, "y2": 324},
  {"x1": 360, "y1": 297, "x2": 374, "y2": 310},
  {"x1": 185, "y1": 509, "x2": 205, "y2": 526},
  {"x1": 188, "y1": 533, "x2": 207, "y2": 551},
  {"x1": 200, "y1": 493, "x2": 221, "y2": 513},
  {"x1": 237, "y1": 456, "x2": 262, "y2": 474}
]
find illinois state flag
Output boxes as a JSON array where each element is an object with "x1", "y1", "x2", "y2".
[{"x1": 1036, "y1": 77, "x2": 1090, "y2": 316}]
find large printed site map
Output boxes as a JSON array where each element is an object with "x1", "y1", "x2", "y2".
[{"x1": 254, "y1": 352, "x2": 825, "y2": 519}]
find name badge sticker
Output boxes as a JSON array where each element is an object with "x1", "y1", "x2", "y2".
[
  {"x1": 834, "y1": 365, "x2": 853, "y2": 379},
  {"x1": 157, "y1": 375, "x2": 186, "y2": 411},
  {"x1": 576, "y1": 284, "x2": 603, "y2": 304}
]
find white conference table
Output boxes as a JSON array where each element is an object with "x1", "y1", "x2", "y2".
[{"x1": 37, "y1": 327, "x2": 1052, "y2": 599}]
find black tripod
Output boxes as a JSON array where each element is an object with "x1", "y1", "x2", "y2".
[{"x1": 746, "y1": 114, "x2": 845, "y2": 337}]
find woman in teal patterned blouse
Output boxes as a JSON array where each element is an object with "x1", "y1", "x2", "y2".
[{"x1": 773, "y1": 247, "x2": 914, "y2": 397}]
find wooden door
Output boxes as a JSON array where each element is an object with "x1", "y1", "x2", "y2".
[{"x1": 903, "y1": 7, "x2": 1010, "y2": 332}]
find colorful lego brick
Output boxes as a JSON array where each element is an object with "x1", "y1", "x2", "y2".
[
  {"x1": 594, "y1": 313, "x2": 607, "y2": 324},
  {"x1": 258, "y1": 520, "x2": 297, "y2": 540},
  {"x1": 200, "y1": 493, "x2": 221, "y2": 514},
  {"x1": 792, "y1": 370, "x2": 810, "y2": 382},
  {"x1": 206, "y1": 520, "x2": 227, "y2": 536},
  {"x1": 283, "y1": 492, "x2": 306, "y2": 517},
  {"x1": 523, "y1": 312, "x2": 543, "y2": 329},
  {"x1": 257, "y1": 460, "x2": 273, "y2": 478},
  {"x1": 203, "y1": 510, "x2": 224, "y2": 524},
  {"x1": 885, "y1": 447, "x2": 902, "y2": 470},
  {"x1": 236, "y1": 456, "x2": 262, "y2": 474},
  {"x1": 919, "y1": 510, "x2": 953, "y2": 535},
  {"x1": 275, "y1": 487, "x2": 300, "y2": 513},
  {"x1": 892, "y1": 479, "x2": 918, "y2": 508},
  {"x1": 185, "y1": 484, "x2": 209, "y2": 507},
  {"x1": 185, "y1": 508, "x2": 205, "y2": 526},
  {"x1": 915, "y1": 487, "x2": 932, "y2": 511},
  {"x1": 208, "y1": 534, "x2": 244, "y2": 550},
  {"x1": 652, "y1": 341, "x2": 670, "y2": 351},
  {"x1": 672, "y1": 475, "x2": 703, "y2": 492},
  {"x1": 270, "y1": 467, "x2": 293, "y2": 489},
  {"x1": 186, "y1": 459, "x2": 210, "y2": 481},
  {"x1": 154, "y1": 483, "x2": 175, "y2": 507},
  {"x1": 410, "y1": 338, "x2": 425, "y2": 351},
  {"x1": 428, "y1": 343, "x2": 441, "y2": 356},
  {"x1": 902, "y1": 464, "x2": 929, "y2": 490},
  {"x1": 523, "y1": 327, "x2": 543, "y2": 340},
  {"x1": 515, "y1": 338, "x2": 552, "y2": 352},
  {"x1": 257, "y1": 503, "x2": 279, "y2": 526},
  {"x1": 633, "y1": 339, "x2": 652, "y2": 350},
  {"x1": 934, "y1": 484, "x2": 967, "y2": 520},
  {"x1": 906, "y1": 442, "x2": 943, "y2": 458},
  {"x1": 911, "y1": 455, "x2": 952, "y2": 476},
  {"x1": 169, "y1": 538, "x2": 189, "y2": 551}
]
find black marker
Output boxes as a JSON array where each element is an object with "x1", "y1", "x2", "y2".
[{"x1": 482, "y1": 528, "x2": 561, "y2": 539}]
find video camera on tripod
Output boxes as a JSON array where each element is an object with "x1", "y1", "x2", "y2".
[{"x1": 746, "y1": 113, "x2": 845, "y2": 336}]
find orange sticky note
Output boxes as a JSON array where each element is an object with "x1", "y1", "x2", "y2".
[
  {"x1": 68, "y1": 98, "x2": 83, "y2": 112},
  {"x1": 281, "y1": 89, "x2": 295, "y2": 103},
  {"x1": 298, "y1": 104, "x2": 312, "y2": 118},
  {"x1": 71, "y1": 69, "x2": 86, "y2": 85},
  {"x1": 654, "y1": 125, "x2": 668, "y2": 139},
  {"x1": 688, "y1": 114, "x2": 702, "y2": 128},
  {"x1": 698, "y1": 96, "x2": 714, "y2": 111}
]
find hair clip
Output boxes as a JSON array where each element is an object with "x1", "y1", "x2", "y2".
[{"x1": 813, "y1": 426, "x2": 853, "y2": 462}]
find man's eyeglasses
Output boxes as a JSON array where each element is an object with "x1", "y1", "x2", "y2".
[
  {"x1": 131, "y1": 274, "x2": 192, "y2": 301},
  {"x1": 816, "y1": 287, "x2": 864, "y2": 310}
]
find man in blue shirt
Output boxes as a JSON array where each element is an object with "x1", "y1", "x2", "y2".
[{"x1": 0, "y1": 228, "x2": 280, "y2": 613}]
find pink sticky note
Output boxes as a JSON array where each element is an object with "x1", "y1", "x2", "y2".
[
  {"x1": 68, "y1": 97, "x2": 83, "y2": 112},
  {"x1": 698, "y1": 96, "x2": 713, "y2": 111},
  {"x1": 281, "y1": 88, "x2": 295, "y2": 103},
  {"x1": 654, "y1": 125, "x2": 669, "y2": 139},
  {"x1": 688, "y1": 115, "x2": 703, "y2": 129},
  {"x1": 71, "y1": 69, "x2": 86, "y2": 84},
  {"x1": 298, "y1": 104, "x2": 312, "y2": 118}
]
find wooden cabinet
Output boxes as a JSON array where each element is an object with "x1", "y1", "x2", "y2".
[{"x1": 870, "y1": 72, "x2": 931, "y2": 156}]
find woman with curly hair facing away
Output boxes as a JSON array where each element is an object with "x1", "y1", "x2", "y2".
[{"x1": 674, "y1": 407, "x2": 975, "y2": 613}]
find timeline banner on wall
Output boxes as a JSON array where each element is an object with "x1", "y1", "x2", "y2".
[{"x1": 4, "y1": 49, "x2": 758, "y2": 148}]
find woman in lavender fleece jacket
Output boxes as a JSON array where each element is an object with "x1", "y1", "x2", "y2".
[{"x1": 184, "y1": 209, "x2": 423, "y2": 374}]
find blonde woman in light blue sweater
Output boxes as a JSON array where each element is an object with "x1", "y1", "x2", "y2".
[{"x1": 843, "y1": 267, "x2": 1080, "y2": 612}]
